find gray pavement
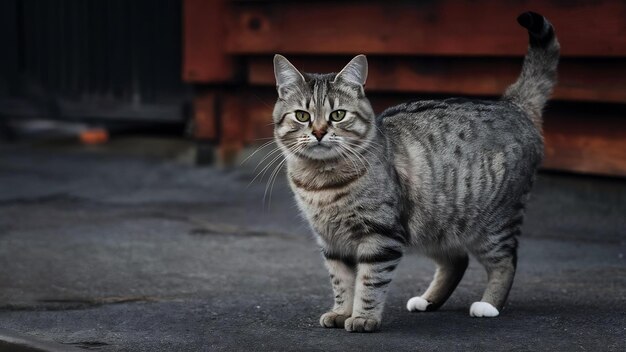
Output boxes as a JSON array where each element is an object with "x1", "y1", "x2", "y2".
[{"x1": 0, "y1": 139, "x2": 624, "y2": 351}]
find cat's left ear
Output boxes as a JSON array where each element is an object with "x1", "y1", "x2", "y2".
[
  {"x1": 273, "y1": 54, "x2": 305, "y2": 98},
  {"x1": 334, "y1": 55, "x2": 368, "y2": 86}
]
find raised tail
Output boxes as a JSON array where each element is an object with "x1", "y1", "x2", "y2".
[{"x1": 503, "y1": 12, "x2": 560, "y2": 128}]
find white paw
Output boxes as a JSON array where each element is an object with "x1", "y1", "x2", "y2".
[
  {"x1": 406, "y1": 296, "x2": 431, "y2": 312},
  {"x1": 469, "y1": 302, "x2": 499, "y2": 317}
]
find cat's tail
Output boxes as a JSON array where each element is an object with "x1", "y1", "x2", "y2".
[{"x1": 503, "y1": 12, "x2": 560, "y2": 128}]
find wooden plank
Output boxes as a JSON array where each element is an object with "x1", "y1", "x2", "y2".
[
  {"x1": 227, "y1": 0, "x2": 626, "y2": 57},
  {"x1": 221, "y1": 91, "x2": 245, "y2": 146},
  {"x1": 543, "y1": 107, "x2": 626, "y2": 176},
  {"x1": 222, "y1": 87, "x2": 626, "y2": 177},
  {"x1": 193, "y1": 91, "x2": 218, "y2": 140},
  {"x1": 247, "y1": 56, "x2": 626, "y2": 103},
  {"x1": 218, "y1": 90, "x2": 259, "y2": 164},
  {"x1": 182, "y1": 0, "x2": 234, "y2": 82},
  {"x1": 220, "y1": 89, "x2": 275, "y2": 145}
]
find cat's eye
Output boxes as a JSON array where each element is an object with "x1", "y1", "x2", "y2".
[
  {"x1": 329, "y1": 110, "x2": 347, "y2": 122},
  {"x1": 294, "y1": 110, "x2": 311, "y2": 123}
]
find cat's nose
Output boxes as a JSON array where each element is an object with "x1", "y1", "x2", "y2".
[{"x1": 312, "y1": 129, "x2": 327, "y2": 142}]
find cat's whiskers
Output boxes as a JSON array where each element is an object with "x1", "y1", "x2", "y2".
[
  {"x1": 335, "y1": 145, "x2": 361, "y2": 176},
  {"x1": 248, "y1": 142, "x2": 297, "y2": 187},
  {"x1": 338, "y1": 143, "x2": 370, "y2": 172},
  {"x1": 343, "y1": 137, "x2": 386, "y2": 155},
  {"x1": 260, "y1": 150, "x2": 290, "y2": 182},
  {"x1": 342, "y1": 140, "x2": 383, "y2": 156},
  {"x1": 240, "y1": 140, "x2": 276, "y2": 166},
  {"x1": 340, "y1": 142, "x2": 375, "y2": 171},
  {"x1": 373, "y1": 124, "x2": 387, "y2": 139},
  {"x1": 264, "y1": 144, "x2": 305, "y2": 209},
  {"x1": 247, "y1": 148, "x2": 282, "y2": 187},
  {"x1": 263, "y1": 155, "x2": 285, "y2": 209},
  {"x1": 341, "y1": 139, "x2": 385, "y2": 166},
  {"x1": 345, "y1": 135, "x2": 385, "y2": 148}
]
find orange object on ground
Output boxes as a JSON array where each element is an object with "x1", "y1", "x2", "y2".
[{"x1": 80, "y1": 129, "x2": 109, "y2": 145}]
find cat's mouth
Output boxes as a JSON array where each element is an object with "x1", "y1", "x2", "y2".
[
  {"x1": 295, "y1": 142, "x2": 339, "y2": 161},
  {"x1": 310, "y1": 143, "x2": 332, "y2": 150}
]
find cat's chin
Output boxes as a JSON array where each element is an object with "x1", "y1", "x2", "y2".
[
  {"x1": 295, "y1": 147, "x2": 342, "y2": 162},
  {"x1": 308, "y1": 145, "x2": 335, "y2": 158}
]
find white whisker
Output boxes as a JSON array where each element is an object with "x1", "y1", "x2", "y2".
[
  {"x1": 248, "y1": 142, "x2": 296, "y2": 187},
  {"x1": 264, "y1": 144, "x2": 304, "y2": 209},
  {"x1": 240, "y1": 140, "x2": 276, "y2": 165}
]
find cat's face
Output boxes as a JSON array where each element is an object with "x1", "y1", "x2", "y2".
[{"x1": 272, "y1": 55, "x2": 376, "y2": 161}]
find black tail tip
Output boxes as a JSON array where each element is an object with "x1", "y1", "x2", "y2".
[
  {"x1": 517, "y1": 11, "x2": 554, "y2": 46},
  {"x1": 517, "y1": 11, "x2": 545, "y2": 35}
]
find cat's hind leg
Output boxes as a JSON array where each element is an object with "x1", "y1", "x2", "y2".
[
  {"x1": 469, "y1": 235, "x2": 518, "y2": 318},
  {"x1": 407, "y1": 252, "x2": 468, "y2": 312}
]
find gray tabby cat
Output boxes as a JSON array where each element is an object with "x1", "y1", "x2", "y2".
[{"x1": 272, "y1": 12, "x2": 559, "y2": 332}]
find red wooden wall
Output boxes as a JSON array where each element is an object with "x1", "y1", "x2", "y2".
[{"x1": 183, "y1": 0, "x2": 626, "y2": 176}]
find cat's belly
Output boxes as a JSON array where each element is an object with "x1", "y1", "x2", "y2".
[{"x1": 396, "y1": 142, "x2": 539, "y2": 253}]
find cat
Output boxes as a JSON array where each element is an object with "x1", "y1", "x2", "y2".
[{"x1": 271, "y1": 11, "x2": 559, "y2": 332}]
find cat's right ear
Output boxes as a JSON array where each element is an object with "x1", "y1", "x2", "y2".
[
  {"x1": 273, "y1": 54, "x2": 305, "y2": 98},
  {"x1": 334, "y1": 55, "x2": 368, "y2": 86}
]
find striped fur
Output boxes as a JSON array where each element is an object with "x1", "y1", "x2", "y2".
[{"x1": 272, "y1": 12, "x2": 559, "y2": 332}]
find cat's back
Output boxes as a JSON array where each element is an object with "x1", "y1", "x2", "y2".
[{"x1": 378, "y1": 97, "x2": 543, "y2": 161}]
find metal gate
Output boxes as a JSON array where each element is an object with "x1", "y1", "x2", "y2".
[{"x1": 0, "y1": 0, "x2": 189, "y2": 123}]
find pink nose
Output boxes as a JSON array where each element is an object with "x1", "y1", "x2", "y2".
[{"x1": 312, "y1": 129, "x2": 327, "y2": 141}]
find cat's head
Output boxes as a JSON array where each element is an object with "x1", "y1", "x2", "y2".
[{"x1": 272, "y1": 55, "x2": 376, "y2": 161}]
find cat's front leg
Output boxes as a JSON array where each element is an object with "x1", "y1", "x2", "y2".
[
  {"x1": 346, "y1": 238, "x2": 403, "y2": 333},
  {"x1": 319, "y1": 257, "x2": 356, "y2": 329}
]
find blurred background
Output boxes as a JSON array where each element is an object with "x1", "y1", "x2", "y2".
[
  {"x1": 0, "y1": 1, "x2": 624, "y2": 351},
  {"x1": 1, "y1": 0, "x2": 624, "y2": 175}
]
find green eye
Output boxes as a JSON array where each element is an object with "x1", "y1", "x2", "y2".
[
  {"x1": 294, "y1": 110, "x2": 311, "y2": 122},
  {"x1": 330, "y1": 110, "x2": 347, "y2": 122}
]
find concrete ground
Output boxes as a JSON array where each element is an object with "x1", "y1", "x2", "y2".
[{"x1": 0, "y1": 138, "x2": 624, "y2": 351}]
